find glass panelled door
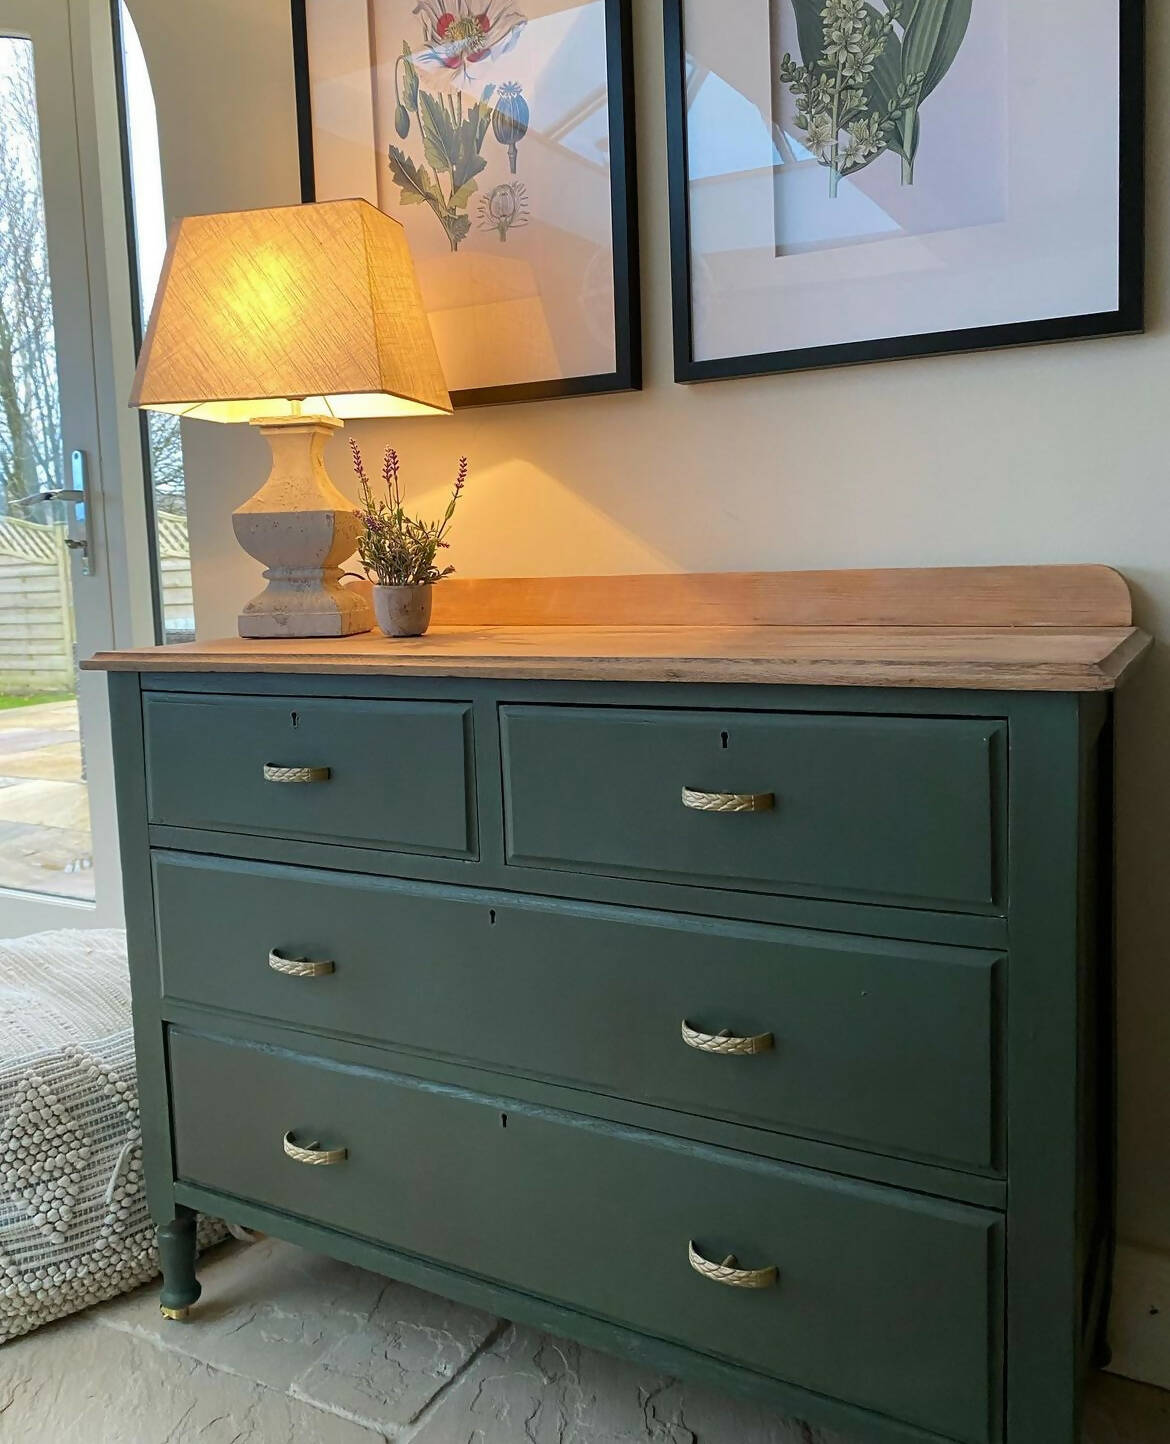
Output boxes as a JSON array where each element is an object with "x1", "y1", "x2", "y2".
[{"x1": 0, "y1": 0, "x2": 123, "y2": 933}]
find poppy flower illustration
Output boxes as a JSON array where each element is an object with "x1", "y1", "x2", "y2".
[{"x1": 413, "y1": 0, "x2": 527, "y2": 77}]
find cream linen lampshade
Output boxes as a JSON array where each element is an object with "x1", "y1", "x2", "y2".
[{"x1": 131, "y1": 199, "x2": 452, "y2": 638}]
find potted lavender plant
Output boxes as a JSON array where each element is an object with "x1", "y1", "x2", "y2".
[{"x1": 350, "y1": 440, "x2": 468, "y2": 638}]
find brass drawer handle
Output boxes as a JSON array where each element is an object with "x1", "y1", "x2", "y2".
[
  {"x1": 283, "y1": 1130, "x2": 347, "y2": 1166},
  {"x1": 681, "y1": 1021, "x2": 774, "y2": 1056},
  {"x1": 263, "y1": 763, "x2": 331, "y2": 784},
  {"x1": 681, "y1": 787, "x2": 774, "y2": 813},
  {"x1": 268, "y1": 948, "x2": 335, "y2": 978},
  {"x1": 688, "y1": 1240, "x2": 778, "y2": 1290}
]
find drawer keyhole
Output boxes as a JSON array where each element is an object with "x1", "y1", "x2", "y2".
[
  {"x1": 720, "y1": 731, "x2": 729, "y2": 750},
  {"x1": 291, "y1": 711, "x2": 299, "y2": 729},
  {"x1": 489, "y1": 908, "x2": 497, "y2": 926}
]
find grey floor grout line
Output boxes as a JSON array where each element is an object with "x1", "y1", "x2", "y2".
[{"x1": 395, "y1": 1317, "x2": 513, "y2": 1444}]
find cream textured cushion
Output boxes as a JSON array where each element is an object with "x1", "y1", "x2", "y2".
[{"x1": 0, "y1": 929, "x2": 222, "y2": 1343}]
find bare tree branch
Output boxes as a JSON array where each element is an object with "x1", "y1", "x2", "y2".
[{"x1": 0, "y1": 40, "x2": 63, "y2": 519}]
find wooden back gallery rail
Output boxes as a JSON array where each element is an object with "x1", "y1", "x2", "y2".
[{"x1": 88, "y1": 564, "x2": 1150, "y2": 691}]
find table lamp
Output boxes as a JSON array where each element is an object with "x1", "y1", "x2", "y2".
[{"x1": 130, "y1": 199, "x2": 452, "y2": 638}]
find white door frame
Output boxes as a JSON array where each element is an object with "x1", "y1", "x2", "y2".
[{"x1": 0, "y1": 0, "x2": 153, "y2": 936}]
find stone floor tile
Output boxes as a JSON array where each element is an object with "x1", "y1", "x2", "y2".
[
  {"x1": 94, "y1": 1238, "x2": 388, "y2": 1392},
  {"x1": 408, "y1": 1321, "x2": 847, "y2": 1444},
  {"x1": 1083, "y1": 1370, "x2": 1170, "y2": 1443},
  {"x1": 0, "y1": 1312, "x2": 381, "y2": 1444},
  {"x1": 292, "y1": 1279, "x2": 502, "y2": 1433}
]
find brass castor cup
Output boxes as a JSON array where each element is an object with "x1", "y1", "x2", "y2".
[{"x1": 160, "y1": 1305, "x2": 192, "y2": 1322}]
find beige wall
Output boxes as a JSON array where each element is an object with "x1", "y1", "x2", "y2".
[{"x1": 130, "y1": 1, "x2": 1170, "y2": 1254}]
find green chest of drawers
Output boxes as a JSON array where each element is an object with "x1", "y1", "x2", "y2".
[{"x1": 90, "y1": 566, "x2": 1151, "y2": 1444}]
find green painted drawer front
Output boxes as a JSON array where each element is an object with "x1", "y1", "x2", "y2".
[
  {"x1": 502, "y1": 706, "x2": 1005, "y2": 911},
  {"x1": 143, "y1": 692, "x2": 475, "y2": 857},
  {"x1": 154, "y1": 852, "x2": 1002, "y2": 1171},
  {"x1": 170, "y1": 1031, "x2": 1001, "y2": 1444}
]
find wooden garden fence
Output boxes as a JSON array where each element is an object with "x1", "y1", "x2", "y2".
[
  {"x1": 0, "y1": 513, "x2": 192, "y2": 693},
  {"x1": 156, "y1": 514, "x2": 195, "y2": 643}
]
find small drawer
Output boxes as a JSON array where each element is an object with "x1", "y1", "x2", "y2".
[
  {"x1": 170, "y1": 1031, "x2": 1001, "y2": 1444},
  {"x1": 502, "y1": 705, "x2": 1005, "y2": 911},
  {"x1": 143, "y1": 692, "x2": 475, "y2": 857},
  {"x1": 154, "y1": 852, "x2": 1002, "y2": 1171}
]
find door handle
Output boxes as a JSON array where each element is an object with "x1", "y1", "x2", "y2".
[
  {"x1": 12, "y1": 488, "x2": 86, "y2": 504},
  {"x1": 68, "y1": 451, "x2": 93, "y2": 575},
  {"x1": 15, "y1": 454, "x2": 94, "y2": 574}
]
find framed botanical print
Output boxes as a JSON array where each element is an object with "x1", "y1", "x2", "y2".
[
  {"x1": 664, "y1": 0, "x2": 1145, "y2": 381},
  {"x1": 293, "y1": 0, "x2": 640, "y2": 406}
]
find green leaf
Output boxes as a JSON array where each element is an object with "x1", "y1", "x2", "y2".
[
  {"x1": 416, "y1": 85, "x2": 494, "y2": 200},
  {"x1": 472, "y1": 84, "x2": 496, "y2": 150},
  {"x1": 388, "y1": 147, "x2": 444, "y2": 210},
  {"x1": 417, "y1": 89, "x2": 460, "y2": 179},
  {"x1": 866, "y1": 9, "x2": 906, "y2": 116},
  {"x1": 787, "y1": 0, "x2": 825, "y2": 67},
  {"x1": 400, "y1": 41, "x2": 420, "y2": 112},
  {"x1": 881, "y1": 0, "x2": 970, "y2": 167},
  {"x1": 902, "y1": 0, "x2": 971, "y2": 101},
  {"x1": 454, "y1": 150, "x2": 487, "y2": 195},
  {"x1": 448, "y1": 212, "x2": 471, "y2": 249},
  {"x1": 452, "y1": 114, "x2": 491, "y2": 192},
  {"x1": 448, "y1": 176, "x2": 480, "y2": 211}
]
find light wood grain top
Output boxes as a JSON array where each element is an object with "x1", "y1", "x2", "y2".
[
  {"x1": 84, "y1": 622, "x2": 1151, "y2": 691},
  {"x1": 84, "y1": 568, "x2": 1151, "y2": 691}
]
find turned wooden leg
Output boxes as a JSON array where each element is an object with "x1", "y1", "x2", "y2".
[{"x1": 158, "y1": 1208, "x2": 201, "y2": 1320}]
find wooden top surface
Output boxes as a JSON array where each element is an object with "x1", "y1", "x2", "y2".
[{"x1": 83, "y1": 567, "x2": 1151, "y2": 691}]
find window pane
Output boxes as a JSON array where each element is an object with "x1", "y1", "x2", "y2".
[
  {"x1": 119, "y1": 3, "x2": 193, "y2": 643},
  {"x1": 0, "y1": 37, "x2": 93, "y2": 900}
]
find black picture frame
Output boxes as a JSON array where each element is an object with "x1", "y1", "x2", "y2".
[
  {"x1": 292, "y1": 0, "x2": 641, "y2": 408},
  {"x1": 664, "y1": 0, "x2": 1145, "y2": 383}
]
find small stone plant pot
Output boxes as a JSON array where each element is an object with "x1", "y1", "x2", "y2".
[{"x1": 371, "y1": 583, "x2": 433, "y2": 638}]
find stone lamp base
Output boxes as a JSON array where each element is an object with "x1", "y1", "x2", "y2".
[{"x1": 232, "y1": 415, "x2": 372, "y2": 639}]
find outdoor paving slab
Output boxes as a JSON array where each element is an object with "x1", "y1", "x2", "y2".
[
  {"x1": 0, "y1": 826, "x2": 93, "y2": 899},
  {"x1": 0, "y1": 729, "x2": 79, "y2": 757},
  {"x1": 0, "y1": 741, "x2": 84, "y2": 781},
  {"x1": 0, "y1": 702, "x2": 79, "y2": 732},
  {"x1": 0, "y1": 698, "x2": 91, "y2": 900},
  {"x1": 0, "y1": 777, "x2": 88, "y2": 830}
]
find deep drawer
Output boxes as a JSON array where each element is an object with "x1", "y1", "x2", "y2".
[
  {"x1": 155, "y1": 852, "x2": 1002, "y2": 1171},
  {"x1": 170, "y1": 1031, "x2": 1001, "y2": 1444},
  {"x1": 501, "y1": 705, "x2": 1005, "y2": 911},
  {"x1": 143, "y1": 692, "x2": 475, "y2": 857}
]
